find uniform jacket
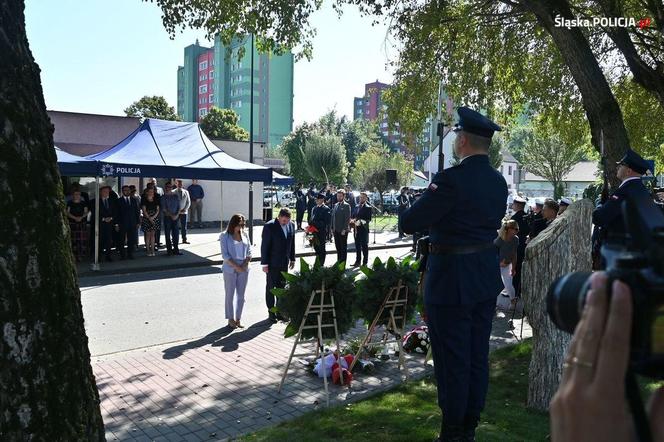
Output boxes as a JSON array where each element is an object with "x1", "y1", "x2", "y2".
[
  {"x1": 260, "y1": 219, "x2": 296, "y2": 270},
  {"x1": 220, "y1": 231, "x2": 252, "y2": 274},
  {"x1": 331, "y1": 201, "x2": 351, "y2": 233},
  {"x1": 310, "y1": 204, "x2": 331, "y2": 234},
  {"x1": 117, "y1": 195, "x2": 140, "y2": 228},
  {"x1": 510, "y1": 210, "x2": 530, "y2": 256},
  {"x1": 306, "y1": 189, "x2": 317, "y2": 208},
  {"x1": 401, "y1": 154, "x2": 507, "y2": 306},
  {"x1": 294, "y1": 189, "x2": 307, "y2": 211},
  {"x1": 592, "y1": 177, "x2": 651, "y2": 240}
]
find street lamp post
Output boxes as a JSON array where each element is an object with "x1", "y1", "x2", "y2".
[{"x1": 248, "y1": 34, "x2": 255, "y2": 244}]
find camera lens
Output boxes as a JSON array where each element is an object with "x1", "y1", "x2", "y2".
[{"x1": 547, "y1": 272, "x2": 593, "y2": 333}]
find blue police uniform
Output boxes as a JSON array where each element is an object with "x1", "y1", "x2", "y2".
[
  {"x1": 592, "y1": 149, "x2": 652, "y2": 243},
  {"x1": 401, "y1": 107, "x2": 507, "y2": 441}
]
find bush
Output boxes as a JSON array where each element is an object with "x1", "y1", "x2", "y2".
[
  {"x1": 353, "y1": 256, "x2": 420, "y2": 326},
  {"x1": 272, "y1": 259, "x2": 357, "y2": 339}
]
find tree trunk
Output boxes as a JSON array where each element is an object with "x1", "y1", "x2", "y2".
[
  {"x1": 521, "y1": 199, "x2": 593, "y2": 411},
  {"x1": 518, "y1": 0, "x2": 631, "y2": 189},
  {"x1": 0, "y1": 1, "x2": 105, "y2": 439}
]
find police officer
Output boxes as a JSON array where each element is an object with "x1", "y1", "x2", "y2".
[
  {"x1": 401, "y1": 107, "x2": 507, "y2": 442},
  {"x1": 510, "y1": 196, "x2": 530, "y2": 298},
  {"x1": 592, "y1": 149, "x2": 652, "y2": 265},
  {"x1": 310, "y1": 192, "x2": 331, "y2": 265}
]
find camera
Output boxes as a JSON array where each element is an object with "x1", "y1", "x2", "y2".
[{"x1": 547, "y1": 192, "x2": 664, "y2": 379}]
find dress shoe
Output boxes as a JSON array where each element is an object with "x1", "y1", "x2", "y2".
[
  {"x1": 351, "y1": 262, "x2": 360, "y2": 267},
  {"x1": 174, "y1": 251, "x2": 183, "y2": 255},
  {"x1": 268, "y1": 312, "x2": 278, "y2": 323},
  {"x1": 276, "y1": 313, "x2": 289, "y2": 322},
  {"x1": 182, "y1": 240, "x2": 190, "y2": 244}
]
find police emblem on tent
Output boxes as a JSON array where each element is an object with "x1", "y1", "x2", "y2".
[{"x1": 100, "y1": 164, "x2": 115, "y2": 177}]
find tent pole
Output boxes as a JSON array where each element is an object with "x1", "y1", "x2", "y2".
[
  {"x1": 220, "y1": 180, "x2": 224, "y2": 233},
  {"x1": 248, "y1": 33, "x2": 255, "y2": 245},
  {"x1": 92, "y1": 176, "x2": 100, "y2": 271}
]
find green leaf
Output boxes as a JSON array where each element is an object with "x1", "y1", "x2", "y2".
[
  {"x1": 284, "y1": 323, "x2": 298, "y2": 338},
  {"x1": 300, "y1": 257, "x2": 310, "y2": 273},
  {"x1": 337, "y1": 260, "x2": 346, "y2": 271},
  {"x1": 271, "y1": 287, "x2": 288, "y2": 297},
  {"x1": 360, "y1": 266, "x2": 374, "y2": 278},
  {"x1": 386, "y1": 256, "x2": 397, "y2": 269},
  {"x1": 282, "y1": 272, "x2": 298, "y2": 282}
]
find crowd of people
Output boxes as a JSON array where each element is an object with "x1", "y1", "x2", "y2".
[{"x1": 64, "y1": 178, "x2": 206, "y2": 262}]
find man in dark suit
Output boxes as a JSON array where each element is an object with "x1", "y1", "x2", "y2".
[
  {"x1": 592, "y1": 149, "x2": 654, "y2": 268},
  {"x1": 261, "y1": 208, "x2": 296, "y2": 323},
  {"x1": 116, "y1": 185, "x2": 141, "y2": 259},
  {"x1": 93, "y1": 185, "x2": 117, "y2": 262},
  {"x1": 352, "y1": 192, "x2": 372, "y2": 267},
  {"x1": 331, "y1": 189, "x2": 351, "y2": 264},
  {"x1": 294, "y1": 183, "x2": 307, "y2": 231},
  {"x1": 309, "y1": 193, "x2": 331, "y2": 265},
  {"x1": 509, "y1": 196, "x2": 530, "y2": 298},
  {"x1": 401, "y1": 107, "x2": 507, "y2": 441},
  {"x1": 306, "y1": 183, "x2": 316, "y2": 223},
  {"x1": 397, "y1": 187, "x2": 410, "y2": 238},
  {"x1": 344, "y1": 184, "x2": 357, "y2": 215}
]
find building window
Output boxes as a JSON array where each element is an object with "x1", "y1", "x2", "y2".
[
  {"x1": 508, "y1": 165, "x2": 513, "y2": 175},
  {"x1": 500, "y1": 165, "x2": 504, "y2": 174},
  {"x1": 199, "y1": 61, "x2": 208, "y2": 71},
  {"x1": 199, "y1": 108, "x2": 208, "y2": 117},
  {"x1": 199, "y1": 84, "x2": 208, "y2": 94},
  {"x1": 209, "y1": 70, "x2": 214, "y2": 79},
  {"x1": 209, "y1": 94, "x2": 214, "y2": 103}
]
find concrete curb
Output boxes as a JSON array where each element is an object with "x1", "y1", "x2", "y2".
[{"x1": 77, "y1": 243, "x2": 414, "y2": 278}]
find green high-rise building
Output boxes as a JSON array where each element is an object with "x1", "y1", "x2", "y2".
[{"x1": 176, "y1": 36, "x2": 294, "y2": 147}]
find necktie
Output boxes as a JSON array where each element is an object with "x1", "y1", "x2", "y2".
[{"x1": 104, "y1": 199, "x2": 108, "y2": 209}]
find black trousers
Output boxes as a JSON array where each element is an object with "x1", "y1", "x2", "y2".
[
  {"x1": 100, "y1": 222, "x2": 113, "y2": 258},
  {"x1": 426, "y1": 297, "x2": 496, "y2": 425},
  {"x1": 266, "y1": 267, "x2": 286, "y2": 312},
  {"x1": 354, "y1": 227, "x2": 369, "y2": 265},
  {"x1": 333, "y1": 231, "x2": 348, "y2": 264},
  {"x1": 296, "y1": 208, "x2": 305, "y2": 228},
  {"x1": 314, "y1": 232, "x2": 326, "y2": 265},
  {"x1": 118, "y1": 225, "x2": 136, "y2": 257},
  {"x1": 513, "y1": 245, "x2": 526, "y2": 297}
]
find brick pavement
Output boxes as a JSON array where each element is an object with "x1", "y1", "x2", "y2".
[{"x1": 93, "y1": 310, "x2": 530, "y2": 441}]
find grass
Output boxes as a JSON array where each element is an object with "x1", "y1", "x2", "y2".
[{"x1": 241, "y1": 340, "x2": 551, "y2": 442}]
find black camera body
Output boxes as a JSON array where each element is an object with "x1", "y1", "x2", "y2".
[{"x1": 547, "y1": 192, "x2": 664, "y2": 379}]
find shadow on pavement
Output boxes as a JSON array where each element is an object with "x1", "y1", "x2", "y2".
[
  {"x1": 79, "y1": 263, "x2": 222, "y2": 288},
  {"x1": 162, "y1": 319, "x2": 273, "y2": 359}
]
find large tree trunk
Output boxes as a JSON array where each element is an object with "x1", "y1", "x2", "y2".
[
  {"x1": 0, "y1": 1, "x2": 105, "y2": 439},
  {"x1": 521, "y1": 200, "x2": 593, "y2": 411},
  {"x1": 518, "y1": 0, "x2": 631, "y2": 189}
]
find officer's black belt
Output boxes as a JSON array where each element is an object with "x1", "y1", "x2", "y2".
[{"x1": 428, "y1": 242, "x2": 496, "y2": 255}]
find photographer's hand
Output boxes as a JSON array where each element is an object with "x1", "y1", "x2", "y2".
[{"x1": 550, "y1": 272, "x2": 664, "y2": 441}]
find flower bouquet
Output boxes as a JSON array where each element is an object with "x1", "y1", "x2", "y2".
[{"x1": 305, "y1": 225, "x2": 319, "y2": 247}]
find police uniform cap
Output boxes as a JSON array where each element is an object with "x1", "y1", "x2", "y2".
[
  {"x1": 560, "y1": 198, "x2": 572, "y2": 206},
  {"x1": 452, "y1": 107, "x2": 502, "y2": 138},
  {"x1": 535, "y1": 202, "x2": 544, "y2": 208},
  {"x1": 617, "y1": 149, "x2": 650, "y2": 175},
  {"x1": 513, "y1": 196, "x2": 527, "y2": 204}
]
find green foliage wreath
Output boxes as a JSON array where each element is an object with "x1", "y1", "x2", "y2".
[{"x1": 272, "y1": 259, "x2": 357, "y2": 339}]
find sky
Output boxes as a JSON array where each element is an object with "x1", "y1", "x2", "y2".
[{"x1": 25, "y1": 0, "x2": 396, "y2": 126}]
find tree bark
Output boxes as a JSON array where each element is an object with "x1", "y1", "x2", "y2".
[
  {"x1": 0, "y1": 1, "x2": 105, "y2": 439},
  {"x1": 517, "y1": 0, "x2": 632, "y2": 189},
  {"x1": 521, "y1": 199, "x2": 593, "y2": 411}
]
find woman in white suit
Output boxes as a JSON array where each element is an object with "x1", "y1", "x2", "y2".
[{"x1": 220, "y1": 214, "x2": 252, "y2": 328}]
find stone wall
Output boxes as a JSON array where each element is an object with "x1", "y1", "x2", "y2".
[{"x1": 521, "y1": 199, "x2": 593, "y2": 411}]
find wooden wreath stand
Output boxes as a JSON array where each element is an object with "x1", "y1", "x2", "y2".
[
  {"x1": 277, "y1": 281, "x2": 343, "y2": 406},
  {"x1": 349, "y1": 279, "x2": 410, "y2": 380}
]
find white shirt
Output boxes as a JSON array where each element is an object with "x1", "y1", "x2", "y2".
[{"x1": 281, "y1": 223, "x2": 289, "y2": 238}]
